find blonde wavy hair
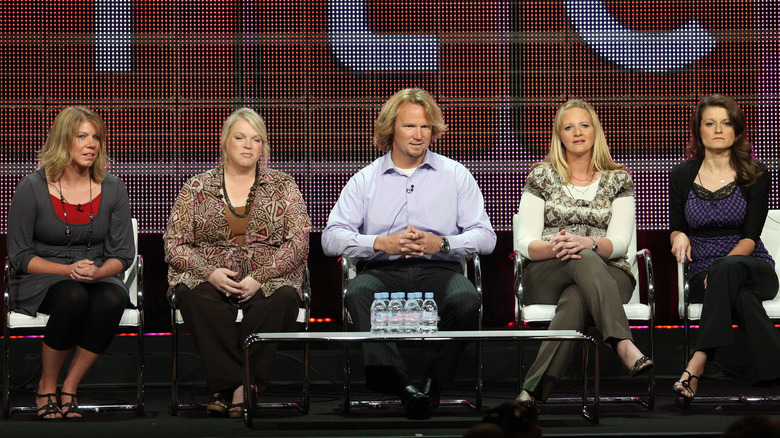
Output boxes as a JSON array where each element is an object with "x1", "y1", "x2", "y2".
[
  {"x1": 373, "y1": 88, "x2": 448, "y2": 152},
  {"x1": 536, "y1": 99, "x2": 623, "y2": 183},
  {"x1": 38, "y1": 106, "x2": 109, "y2": 183},
  {"x1": 220, "y1": 107, "x2": 270, "y2": 166}
]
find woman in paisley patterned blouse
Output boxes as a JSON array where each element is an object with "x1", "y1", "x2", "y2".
[
  {"x1": 670, "y1": 94, "x2": 779, "y2": 405},
  {"x1": 163, "y1": 108, "x2": 311, "y2": 418},
  {"x1": 514, "y1": 99, "x2": 653, "y2": 408}
]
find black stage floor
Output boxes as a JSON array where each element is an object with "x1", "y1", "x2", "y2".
[
  {"x1": 3, "y1": 378, "x2": 780, "y2": 438},
  {"x1": 3, "y1": 330, "x2": 780, "y2": 437}
]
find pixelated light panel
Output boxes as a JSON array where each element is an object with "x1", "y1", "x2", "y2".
[{"x1": 0, "y1": 0, "x2": 777, "y2": 233}]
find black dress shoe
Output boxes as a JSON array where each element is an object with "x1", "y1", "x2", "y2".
[
  {"x1": 399, "y1": 385, "x2": 430, "y2": 419},
  {"x1": 422, "y1": 376, "x2": 442, "y2": 409}
]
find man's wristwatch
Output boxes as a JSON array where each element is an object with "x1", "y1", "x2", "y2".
[
  {"x1": 589, "y1": 237, "x2": 598, "y2": 252},
  {"x1": 440, "y1": 236, "x2": 451, "y2": 254}
]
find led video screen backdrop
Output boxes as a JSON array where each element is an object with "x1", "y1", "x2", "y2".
[{"x1": 1, "y1": 0, "x2": 778, "y2": 233}]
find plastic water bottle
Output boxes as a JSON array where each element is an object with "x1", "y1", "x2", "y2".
[
  {"x1": 370, "y1": 292, "x2": 389, "y2": 335},
  {"x1": 413, "y1": 292, "x2": 426, "y2": 332},
  {"x1": 404, "y1": 292, "x2": 423, "y2": 333},
  {"x1": 387, "y1": 292, "x2": 406, "y2": 334},
  {"x1": 420, "y1": 292, "x2": 439, "y2": 334}
]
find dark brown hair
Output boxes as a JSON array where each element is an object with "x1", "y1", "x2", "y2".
[{"x1": 687, "y1": 94, "x2": 758, "y2": 186}]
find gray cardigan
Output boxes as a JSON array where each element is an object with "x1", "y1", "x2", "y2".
[{"x1": 7, "y1": 169, "x2": 134, "y2": 316}]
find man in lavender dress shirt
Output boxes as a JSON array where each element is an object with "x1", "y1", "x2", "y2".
[{"x1": 322, "y1": 88, "x2": 496, "y2": 418}]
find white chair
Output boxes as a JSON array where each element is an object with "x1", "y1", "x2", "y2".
[
  {"x1": 169, "y1": 263, "x2": 311, "y2": 415},
  {"x1": 512, "y1": 213, "x2": 656, "y2": 408},
  {"x1": 677, "y1": 210, "x2": 780, "y2": 372},
  {"x1": 2, "y1": 218, "x2": 144, "y2": 417},
  {"x1": 340, "y1": 254, "x2": 483, "y2": 413}
]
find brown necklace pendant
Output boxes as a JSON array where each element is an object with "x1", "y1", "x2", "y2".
[{"x1": 221, "y1": 166, "x2": 258, "y2": 219}]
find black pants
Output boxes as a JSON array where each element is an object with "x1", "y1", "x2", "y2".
[
  {"x1": 344, "y1": 259, "x2": 479, "y2": 386},
  {"x1": 176, "y1": 283, "x2": 301, "y2": 394},
  {"x1": 38, "y1": 280, "x2": 128, "y2": 354},
  {"x1": 690, "y1": 255, "x2": 780, "y2": 382}
]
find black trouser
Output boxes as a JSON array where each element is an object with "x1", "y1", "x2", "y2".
[
  {"x1": 344, "y1": 259, "x2": 480, "y2": 387},
  {"x1": 39, "y1": 280, "x2": 128, "y2": 354},
  {"x1": 690, "y1": 255, "x2": 780, "y2": 382},
  {"x1": 176, "y1": 283, "x2": 301, "y2": 394}
]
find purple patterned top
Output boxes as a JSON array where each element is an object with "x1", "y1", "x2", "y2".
[{"x1": 685, "y1": 182, "x2": 774, "y2": 278}]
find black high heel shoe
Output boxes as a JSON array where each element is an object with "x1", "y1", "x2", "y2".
[{"x1": 59, "y1": 391, "x2": 83, "y2": 420}]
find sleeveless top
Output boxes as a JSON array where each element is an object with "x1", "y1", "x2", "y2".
[{"x1": 685, "y1": 182, "x2": 774, "y2": 278}]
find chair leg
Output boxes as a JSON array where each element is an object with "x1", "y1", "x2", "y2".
[
  {"x1": 684, "y1": 322, "x2": 690, "y2": 368},
  {"x1": 3, "y1": 322, "x2": 10, "y2": 418},
  {"x1": 170, "y1": 314, "x2": 179, "y2": 416},
  {"x1": 648, "y1": 322, "x2": 656, "y2": 409},
  {"x1": 517, "y1": 339, "x2": 525, "y2": 394},
  {"x1": 475, "y1": 341, "x2": 483, "y2": 410},
  {"x1": 137, "y1": 322, "x2": 145, "y2": 416},
  {"x1": 303, "y1": 342, "x2": 310, "y2": 414},
  {"x1": 342, "y1": 344, "x2": 351, "y2": 413}
]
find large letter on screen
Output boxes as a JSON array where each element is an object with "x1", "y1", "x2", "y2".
[
  {"x1": 565, "y1": 0, "x2": 717, "y2": 73},
  {"x1": 95, "y1": 0, "x2": 133, "y2": 72},
  {"x1": 328, "y1": 0, "x2": 439, "y2": 71}
]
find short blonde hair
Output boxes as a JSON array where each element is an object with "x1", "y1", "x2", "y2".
[
  {"x1": 220, "y1": 108, "x2": 270, "y2": 165},
  {"x1": 38, "y1": 106, "x2": 109, "y2": 183},
  {"x1": 373, "y1": 88, "x2": 448, "y2": 152},
  {"x1": 538, "y1": 99, "x2": 623, "y2": 183}
]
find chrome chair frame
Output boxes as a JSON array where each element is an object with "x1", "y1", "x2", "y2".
[
  {"x1": 512, "y1": 214, "x2": 655, "y2": 409},
  {"x1": 2, "y1": 218, "x2": 144, "y2": 417},
  {"x1": 169, "y1": 263, "x2": 311, "y2": 415},
  {"x1": 675, "y1": 210, "x2": 780, "y2": 404}
]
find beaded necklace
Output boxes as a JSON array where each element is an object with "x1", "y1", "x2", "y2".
[
  {"x1": 221, "y1": 165, "x2": 258, "y2": 219},
  {"x1": 53, "y1": 179, "x2": 94, "y2": 264}
]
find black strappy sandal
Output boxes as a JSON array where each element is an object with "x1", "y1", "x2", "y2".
[
  {"x1": 628, "y1": 355, "x2": 654, "y2": 377},
  {"x1": 35, "y1": 392, "x2": 62, "y2": 420},
  {"x1": 59, "y1": 391, "x2": 83, "y2": 420},
  {"x1": 672, "y1": 369, "x2": 699, "y2": 408}
]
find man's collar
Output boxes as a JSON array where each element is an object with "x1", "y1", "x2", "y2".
[{"x1": 380, "y1": 150, "x2": 438, "y2": 174}]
